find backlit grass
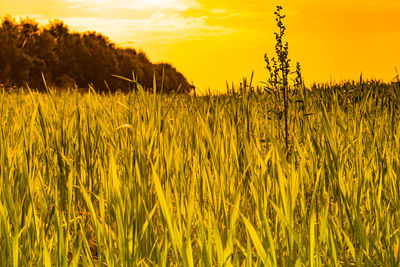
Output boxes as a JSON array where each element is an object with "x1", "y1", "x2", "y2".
[{"x1": 0, "y1": 81, "x2": 399, "y2": 266}]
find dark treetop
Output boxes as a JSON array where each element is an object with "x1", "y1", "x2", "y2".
[{"x1": 0, "y1": 16, "x2": 192, "y2": 93}]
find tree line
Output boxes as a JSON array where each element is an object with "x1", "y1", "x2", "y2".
[{"x1": 0, "y1": 16, "x2": 192, "y2": 93}]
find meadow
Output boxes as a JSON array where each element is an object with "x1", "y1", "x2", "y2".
[{"x1": 0, "y1": 80, "x2": 399, "y2": 266}]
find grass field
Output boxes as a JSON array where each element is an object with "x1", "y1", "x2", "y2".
[{"x1": 0, "y1": 81, "x2": 399, "y2": 266}]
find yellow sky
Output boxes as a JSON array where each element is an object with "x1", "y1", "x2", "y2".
[{"x1": 1, "y1": 0, "x2": 400, "y2": 92}]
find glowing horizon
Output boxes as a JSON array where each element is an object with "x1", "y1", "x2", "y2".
[{"x1": 1, "y1": 0, "x2": 399, "y2": 92}]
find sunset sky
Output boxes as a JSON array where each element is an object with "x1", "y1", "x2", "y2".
[{"x1": 1, "y1": 0, "x2": 399, "y2": 92}]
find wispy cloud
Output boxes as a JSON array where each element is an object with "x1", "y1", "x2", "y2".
[
  {"x1": 1, "y1": 0, "x2": 236, "y2": 45},
  {"x1": 65, "y1": 0, "x2": 199, "y2": 11},
  {"x1": 59, "y1": 13, "x2": 235, "y2": 44},
  {"x1": 57, "y1": 0, "x2": 237, "y2": 44}
]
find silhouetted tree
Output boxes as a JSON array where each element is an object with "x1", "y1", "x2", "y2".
[
  {"x1": 0, "y1": 16, "x2": 33, "y2": 86},
  {"x1": 0, "y1": 16, "x2": 192, "y2": 93}
]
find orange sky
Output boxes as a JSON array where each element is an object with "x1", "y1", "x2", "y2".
[{"x1": 1, "y1": 0, "x2": 400, "y2": 92}]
